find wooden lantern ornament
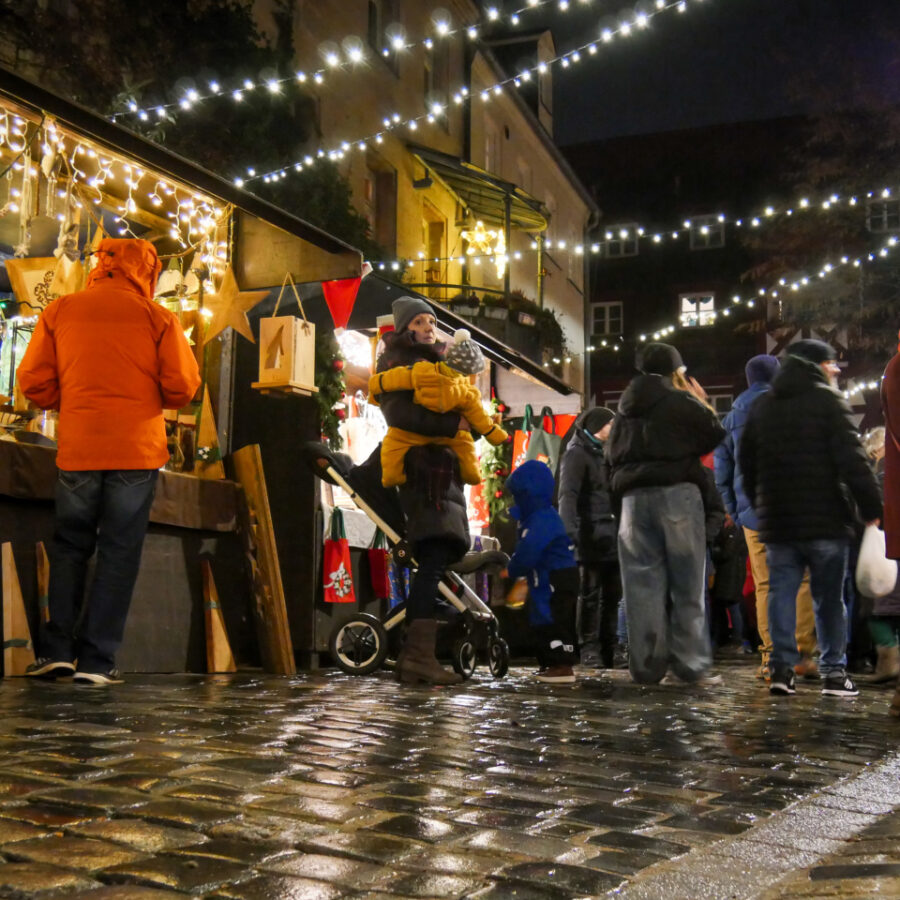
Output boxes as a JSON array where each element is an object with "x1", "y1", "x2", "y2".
[{"x1": 252, "y1": 273, "x2": 318, "y2": 397}]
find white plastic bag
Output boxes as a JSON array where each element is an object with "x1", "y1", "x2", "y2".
[{"x1": 855, "y1": 524, "x2": 898, "y2": 598}]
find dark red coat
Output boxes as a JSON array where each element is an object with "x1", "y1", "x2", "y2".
[{"x1": 882, "y1": 352, "x2": 900, "y2": 558}]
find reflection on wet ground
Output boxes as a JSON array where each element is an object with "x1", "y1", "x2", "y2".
[{"x1": 0, "y1": 659, "x2": 896, "y2": 898}]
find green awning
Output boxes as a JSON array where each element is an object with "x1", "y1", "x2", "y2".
[{"x1": 410, "y1": 144, "x2": 549, "y2": 233}]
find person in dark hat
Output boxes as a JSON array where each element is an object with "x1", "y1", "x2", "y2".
[
  {"x1": 370, "y1": 296, "x2": 474, "y2": 685},
  {"x1": 714, "y1": 354, "x2": 819, "y2": 682},
  {"x1": 605, "y1": 343, "x2": 726, "y2": 685},
  {"x1": 739, "y1": 339, "x2": 882, "y2": 698},
  {"x1": 558, "y1": 406, "x2": 621, "y2": 668}
]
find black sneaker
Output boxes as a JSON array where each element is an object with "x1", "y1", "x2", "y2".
[
  {"x1": 25, "y1": 658, "x2": 75, "y2": 679},
  {"x1": 769, "y1": 667, "x2": 796, "y2": 695},
  {"x1": 821, "y1": 673, "x2": 858, "y2": 698},
  {"x1": 73, "y1": 668, "x2": 124, "y2": 685}
]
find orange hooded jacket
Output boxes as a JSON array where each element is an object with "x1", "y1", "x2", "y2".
[{"x1": 16, "y1": 238, "x2": 201, "y2": 471}]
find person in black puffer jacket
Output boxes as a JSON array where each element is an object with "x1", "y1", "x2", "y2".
[
  {"x1": 558, "y1": 406, "x2": 620, "y2": 668},
  {"x1": 372, "y1": 296, "x2": 472, "y2": 686},
  {"x1": 605, "y1": 343, "x2": 726, "y2": 685},
  {"x1": 739, "y1": 339, "x2": 882, "y2": 699}
]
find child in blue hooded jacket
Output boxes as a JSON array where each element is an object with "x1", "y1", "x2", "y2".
[{"x1": 505, "y1": 460, "x2": 579, "y2": 683}]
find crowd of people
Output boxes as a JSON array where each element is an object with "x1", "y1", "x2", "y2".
[
  {"x1": 559, "y1": 336, "x2": 899, "y2": 715},
  {"x1": 18, "y1": 267, "x2": 900, "y2": 715}
]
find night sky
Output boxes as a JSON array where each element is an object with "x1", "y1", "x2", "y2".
[{"x1": 504, "y1": 0, "x2": 900, "y2": 145}]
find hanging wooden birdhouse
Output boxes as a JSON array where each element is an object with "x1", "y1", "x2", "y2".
[{"x1": 252, "y1": 273, "x2": 318, "y2": 396}]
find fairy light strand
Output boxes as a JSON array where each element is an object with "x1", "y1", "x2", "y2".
[{"x1": 226, "y1": 0, "x2": 702, "y2": 187}]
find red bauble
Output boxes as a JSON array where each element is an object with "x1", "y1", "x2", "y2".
[
  {"x1": 497, "y1": 403, "x2": 507, "y2": 413},
  {"x1": 498, "y1": 468, "x2": 508, "y2": 477},
  {"x1": 333, "y1": 359, "x2": 345, "y2": 372},
  {"x1": 494, "y1": 468, "x2": 503, "y2": 477},
  {"x1": 505, "y1": 434, "x2": 513, "y2": 443},
  {"x1": 494, "y1": 489, "x2": 504, "y2": 499},
  {"x1": 335, "y1": 407, "x2": 346, "y2": 420}
]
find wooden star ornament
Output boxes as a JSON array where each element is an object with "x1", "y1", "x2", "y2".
[{"x1": 203, "y1": 266, "x2": 269, "y2": 343}]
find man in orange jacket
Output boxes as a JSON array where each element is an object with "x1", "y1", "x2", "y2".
[{"x1": 16, "y1": 238, "x2": 201, "y2": 684}]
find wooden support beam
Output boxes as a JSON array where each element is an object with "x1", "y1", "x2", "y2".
[{"x1": 2, "y1": 544, "x2": 36, "y2": 676}]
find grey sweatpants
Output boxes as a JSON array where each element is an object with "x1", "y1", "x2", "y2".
[{"x1": 618, "y1": 483, "x2": 711, "y2": 684}]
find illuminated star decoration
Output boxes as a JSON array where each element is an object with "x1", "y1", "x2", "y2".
[
  {"x1": 203, "y1": 265, "x2": 269, "y2": 343},
  {"x1": 461, "y1": 219, "x2": 499, "y2": 256}
]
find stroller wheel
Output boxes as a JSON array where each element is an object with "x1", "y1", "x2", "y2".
[
  {"x1": 487, "y1": 638, "x2": 510, "y2": 678},
  {"x1": 451, "y1": 637, "x2": 477, "y2": 679},
  {"x1": 329, "y1": 614, "x2": 389, "y2": 675}
]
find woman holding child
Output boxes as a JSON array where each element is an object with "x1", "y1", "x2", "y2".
[{"x1": 371, "y1": 296, "x2": 480, "y2": 685}]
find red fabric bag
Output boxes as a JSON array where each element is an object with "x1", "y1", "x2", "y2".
[
  {"x1": 367, "y1": 528, "x2": 392, "y2": 600},
  {"x1": 323, "y1": 508, "x2": 356, "y2": 603}
]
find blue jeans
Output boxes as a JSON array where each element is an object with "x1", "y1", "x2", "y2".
[
  {"x1": 766, "y1": 538, "x2": 848, "y2": 677},
  {"x1": 42, "y1": 468, "x2": 158, "y2": 671}
]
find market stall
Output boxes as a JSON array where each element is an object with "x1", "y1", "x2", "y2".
[
  {"x1": 0, "y1": 69, "x2": 362, "y2": 673},
  {"x1": 225, "y1": 271, "x2": 580, "y2": 664}
]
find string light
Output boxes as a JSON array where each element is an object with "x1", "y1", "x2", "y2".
[
  {"x1": 0, "y1": 101, "x2": 230, "y2": 281},
  {"x1": 112, "y1": 1, "x2": 700, "y2": 186}
]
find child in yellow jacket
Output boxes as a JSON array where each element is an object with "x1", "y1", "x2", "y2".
[{"x1": 369, "y1": 329, "x2": 508, "y2": 486}]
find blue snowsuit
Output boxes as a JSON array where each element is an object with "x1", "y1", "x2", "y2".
[{"x1": 506, "y1": 460, "x2": 578, "y2": 666}]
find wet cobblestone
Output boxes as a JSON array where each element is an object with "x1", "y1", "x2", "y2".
[{"x1": 0, "y1": 660, "x2": 896, "y2": 897}]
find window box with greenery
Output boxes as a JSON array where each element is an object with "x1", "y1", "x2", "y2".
[{"x1": 449, "y1": 293, "x2": 480, "y2": 318}]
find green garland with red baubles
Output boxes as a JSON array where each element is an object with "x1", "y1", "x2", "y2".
[
  {"x1": 480, "y1": 396, "x2": 513, "y2": 522},
  {"x1": 315, "y1": 329, "x2": 347, "y2": 450}
]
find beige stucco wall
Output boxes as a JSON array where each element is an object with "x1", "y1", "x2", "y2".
[
  {"x1": 253, "y1": 2, "x2": 591, "y2": 390},
  {"x1": 469, "y1": 51, "x2": 591, "y2": 391}
]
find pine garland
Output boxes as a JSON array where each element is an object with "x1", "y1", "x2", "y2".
[
  {"x1": 314, "y1": 329, "x2": 346, "y2": 450},
  {"x1": 480, "y1": 396, "x2": 513, "y2": 522}
]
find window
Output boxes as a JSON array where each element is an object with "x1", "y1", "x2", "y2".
[
  {"x1": 591, "y1": 302, "x2": 623, "y2": 336},
  {"x1": 689, "y1": 215, "x2": 725, "y2": 250},
  {"x1": 867, "y1": 199, "x2": 900, "y2": 233},
  {"x1": 679, "y1": 292, "x2": 716, "y2": 327},
  {"x1": 367, "y1": 0, "x2": 400, "y2": 73},
  {"x1": 484, "y1": 121, "x2": 500, "y2": 175},
  {"x1": 365, "y1": 151, "x2": 397, "y2": 255},
  {"x1": 424, "y1": 40, "x2": 449, "y2": 124},
  {"x1": 603, "y1": 224, "x2": 639, "y2": 258}
]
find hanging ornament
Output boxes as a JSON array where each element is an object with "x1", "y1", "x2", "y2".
[
  {"x1": 203, "y1": 265, "x2": 269, "y2": 343},
  {"x1": 321, "y1": 262, "x2": 371, "y2": 333}
]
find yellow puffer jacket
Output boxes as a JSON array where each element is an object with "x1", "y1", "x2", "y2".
[{"x1": 368, "y1": 361, "x2": 508, "y2": 486}]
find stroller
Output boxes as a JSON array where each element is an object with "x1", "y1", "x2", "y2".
[{"x1": 304, "y1": 442, "x2": 511, "y2": 680}]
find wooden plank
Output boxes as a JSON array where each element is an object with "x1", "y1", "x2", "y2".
[
  {"x1": 35, "y1": 542, "x2": 50, "y2": 624},
  {"x1": 230, "y1": 444, "x2": 295, "y2": 674},
  {"x1": 2, "y1": 544, "x2": 36, "y2": 676},
  {"x1": 202, "y1": 560, "x2": 236, "y2": 673}
]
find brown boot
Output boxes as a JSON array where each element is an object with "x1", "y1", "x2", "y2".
[
  {"x1": 396, "y1": 619, "x2": 462, "y2": 685},
  {"x1": 871, "y1": 645, "x2": 900, "y2": 684}
]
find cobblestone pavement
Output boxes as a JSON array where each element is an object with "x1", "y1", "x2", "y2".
[{"x1": 0, "y1": 658, "x2": 898, "y2": 899}]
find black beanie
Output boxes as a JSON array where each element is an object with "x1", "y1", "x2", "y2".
[
  {"x1": 788, "y1": 339, "x2": 836, "y2": 365},
  {"x1": 638, "y1": 342, "x2": 684, "y2": 375},
  {"x1": 582, "y1": 406, "x2": 615, "y2": 434}
]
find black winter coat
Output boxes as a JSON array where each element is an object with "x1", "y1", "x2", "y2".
[
  {"x1": 373, "y1": 332, "x2": 469, "y2": 561},
  {"x1": 557, "y1": 411, "x2": 617, "y2": 562},
  {"x1": 738, "y1": 356, "x2": 882, "y2": 544},
  {"x1": 605, "y1": 374, "x2": 726, "y2": 504}
]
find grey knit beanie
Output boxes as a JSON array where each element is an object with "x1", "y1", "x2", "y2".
[
  {"x1": 392, "y1": 295, "x2": 434, "y2": 334},
  {"x1": 444, "y1": 328, "x2": 486, "y2": 375}
]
